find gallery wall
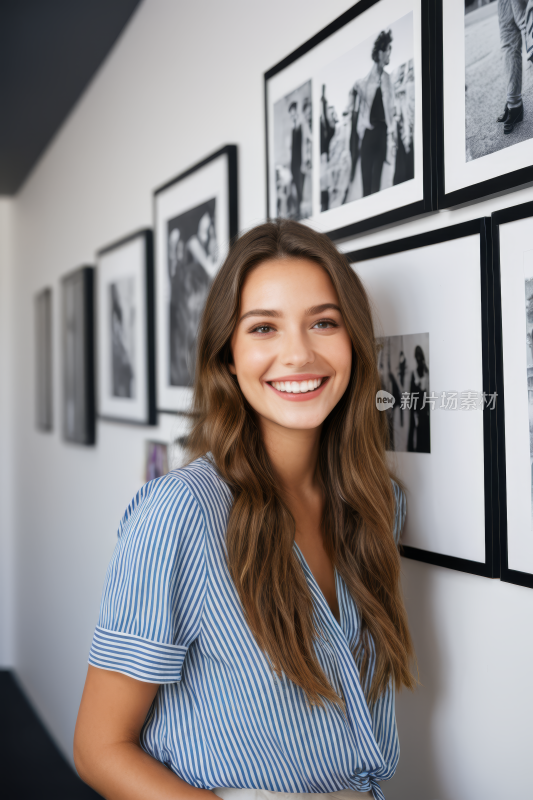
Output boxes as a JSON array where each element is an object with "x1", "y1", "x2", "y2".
[
  {"x1": 0, "y1": 197, "x2": 14, "y2": 668},
  {"x1": 4, "y1": 1, "x2": 533, "y2": 799}
]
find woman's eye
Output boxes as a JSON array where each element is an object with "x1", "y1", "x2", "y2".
[
  {"x1": 251, "y1": 325, "x2": 274, "y2": 334},
  {"x1": 313, "y1": 319, "x2": 338, "y2": 329}
]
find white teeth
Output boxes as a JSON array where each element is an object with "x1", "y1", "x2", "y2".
[{"x1": 271, "y1": 378, "x2": 324, "y2": 393}]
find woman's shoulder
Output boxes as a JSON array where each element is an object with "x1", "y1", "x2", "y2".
[
  {"x1": 121, "y1": 456, "x2": 231, "y2": 534},
  {"x1": 108, "y1": 459, "x2": 232, "y2": 594},
  {"x1": 170, "y1": 454, "x2": 232, "y2": 508}
]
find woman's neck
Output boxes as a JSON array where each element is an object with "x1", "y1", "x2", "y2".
[{"x1": 259, "y1": 416, "x2": 321, "y2": 495}]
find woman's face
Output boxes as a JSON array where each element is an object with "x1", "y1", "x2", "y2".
[{"x1": 230, "y1": 258, "x2": 353, "y2": 432}]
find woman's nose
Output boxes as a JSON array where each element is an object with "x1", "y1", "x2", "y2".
[{"x1": 280, "y1": 328, "x2": 314, "y2": 368}]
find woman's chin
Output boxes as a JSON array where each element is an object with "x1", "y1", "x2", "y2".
[{"x1": 267, "y1": 408, "x2": 329, "y2": 431}]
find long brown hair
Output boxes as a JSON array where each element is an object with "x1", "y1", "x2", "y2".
[{"x1": 187, "y1": 219, "x2": 415, "y2": 706}]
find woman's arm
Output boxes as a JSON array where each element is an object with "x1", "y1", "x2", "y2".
[{"x1": 74, "y1": 665, "x2": 215, "y2": 800}]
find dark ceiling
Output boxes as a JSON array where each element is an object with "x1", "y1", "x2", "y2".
[{"x1": 0, "y1": 0, "x2": 142, "y2": 195}]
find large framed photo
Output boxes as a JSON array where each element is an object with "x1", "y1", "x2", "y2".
[
  {"x1": 346, "y1": 219, "x2": 499, "y2": 577},
  {"x1": 439, "y1": 0, "x2": 533, "y2": 207},
  {"x1": 154, "y1": 145, "x2": 238, "y2": 413},
  {"x1": 35, "y1": 287, "x2": 53, "y2": 432},
  {"x1": 265, "y1": 0, "x2": 435, "y2": 240},
  {"x1": 96, "y1": 229, "x2": 155, "y2": 426},
  {"x1": 493, "y1": 201, "x2": 533, "y2": 589},
  {"x1": 61, "y1": 266, "x2": 95, "y2": 445}
]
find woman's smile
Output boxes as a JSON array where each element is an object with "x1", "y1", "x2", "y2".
[{"x1": 266, "y1": 375, "x2": 330, "y2": 401}]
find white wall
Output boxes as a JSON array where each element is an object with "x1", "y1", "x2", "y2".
[
  {"x1": 0, "y1": 197, "x2": 14, "y2": 668},
  {"x1": 6, "y1": 1, "x2": 533, "y2": 798}
]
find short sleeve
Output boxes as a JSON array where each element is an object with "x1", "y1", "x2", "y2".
[
  {"x1": 391, "y1": 479, "x2": 406, "y2": 545},
  {"x1": 89, "y1": 474, "x2": 206, "y2": 683}
]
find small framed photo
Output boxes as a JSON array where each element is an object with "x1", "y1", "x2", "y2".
[
  {"x1": 61, "y1": 266, "x2": 95, "y2": 445},
  {"x1": 493, "y1": 201, "x2": 533, "y2": 589},
  {"x1": 439, "y1": 0, "x2": 533, "y2": 207},
  {"x1": 346, "y1": 218, "x2": 499, "y2": 577},
  {"x1": 377, "y1": 332, "x2": 431, "y2": 453},
  {"x1": 154, "y1": 145, "x2": 238, "y2": 413},
  {"x1": 96, "y1": 229, "x2": 155, "y2": 426},
  {"x1": 35, "y1": 287, "x2": 53, "y2": 432},
  {"x1": 265, "y1": 0, "x2": 435, "y2": 240},
  {"x1": 145, "y1": 441, "x2": 169, "y2": 483}
]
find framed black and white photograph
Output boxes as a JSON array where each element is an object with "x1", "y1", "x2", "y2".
[
  {"x1": 439, "y1": 0, "x2": 533, "y2": 207},
  {"x1": 35, "y1": 287, "x2": 53, "y2": 432},
  {"x1": 377, "y1": 331, "x2": 431, "y2": 453},
  {"x1": 346, "y1": 218, "x2": 499, "y2": 577},
  {"x1": 154, "y1": 145, "x2": 238, "y2": 413},
  {"x1": 96, "y1": 229, "x2": 155, "y2": 425},
  {"x1": 493, "y1": 201, "x2": 533, "y2": 589},
  {"x1": 265, "y1": 0, "x2": 435, "y2": 240},
  {"x1": 61, "y1": 266, "x2": 95, "y2": 446}
]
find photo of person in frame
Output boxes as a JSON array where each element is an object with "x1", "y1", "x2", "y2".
[
  {"x1": 378, "y1": 332, "x2": 430, "y2": 454},
  {"x1": 465, "y1": 0, "x2": 533, "y2": 160},
  {"x1": 273, "y1": 80, "x2": 313, "y2": 220},
  {"x1": 318, "y1": 13, "x2": 415, "y2": 212},
  {"x1": 167, "y1": 198, "x2": 218, "y2": 386},
  {"x1": 109, "y1": 278, "x2": 135, "y2": 399}
]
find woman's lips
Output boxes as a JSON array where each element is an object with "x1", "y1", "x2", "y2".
[{"x1": 266, "y1": 376, "x2": 330, "y2": 402}]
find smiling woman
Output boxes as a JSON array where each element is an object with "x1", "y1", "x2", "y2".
[
  {"x1": 75, "y1": 220, "x2": 414, "y2": 800},
  {"x1": 228, "y1": 257, "x2": 352, "y2": 432}
]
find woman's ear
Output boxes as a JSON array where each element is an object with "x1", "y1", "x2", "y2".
[{"x1": 229, "y1": 363, "x2": 237, "y2": 375}]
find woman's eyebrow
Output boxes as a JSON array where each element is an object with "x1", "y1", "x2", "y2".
[
  {"x1": 305, "y1": 303, "x2": 341, "y2": 315},
  {"x1": 239, "y1": 308, "x2": 282, "y2": 323},
  {"x1": 238, "y1": 303, "x2": 341, "y2": 324}
]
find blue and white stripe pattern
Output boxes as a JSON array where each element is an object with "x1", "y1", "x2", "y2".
[{"x1": 89, "y1": 458, "x2": 406, "y2": 800}]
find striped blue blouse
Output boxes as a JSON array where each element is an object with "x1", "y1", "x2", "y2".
[{"x1": 89, "y1": 457, "x2": 406, "y2": 800}]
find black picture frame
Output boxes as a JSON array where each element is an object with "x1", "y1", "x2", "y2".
[
  {"x1": 61, "y1": 266, "x2": 95, "y2": 446},
  {"x1": 96, "y1": 229, "x2": 156, "y2": 426},
  {"x1": 264, "y1": 0, "x2": 437, "y2": 240},
  {"x1": 35, "y1": 287, "x2": 53, "y2": 432},
  {"x1": 436, "y1": 0, "x2": 533, "y2": 209},
  {"x1": 492, "y1": 201, "x2": 533, "y2": 589},
  {"x1": 154, "y1": 144, "x2": 238, "y2": 414},
  {"x1": 346, "y1": 218, "x2": 499, "y2": 578}
]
